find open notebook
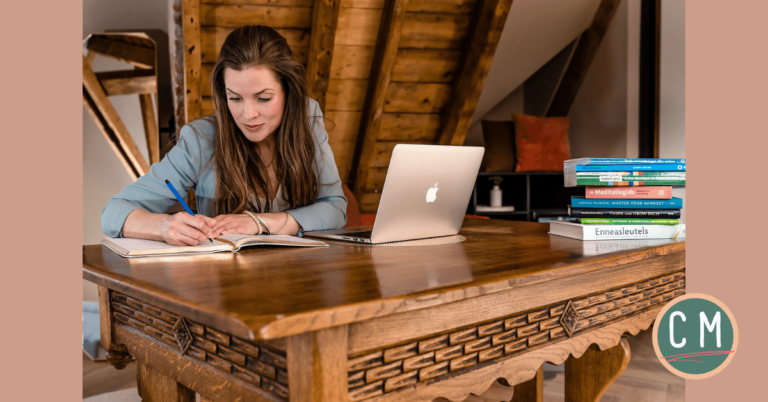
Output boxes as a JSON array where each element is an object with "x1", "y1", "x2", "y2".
[{"x1": 102, "y1": 233, "x2": 327, "y2": 258}]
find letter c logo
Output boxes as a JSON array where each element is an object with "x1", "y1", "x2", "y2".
[{"x1": 670, "y1": 311, "x2": 686, "y2": 348}]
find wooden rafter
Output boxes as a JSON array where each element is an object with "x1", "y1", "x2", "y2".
[
  {"x1": 139, "y1": 94, "x2": 161, "y2": 164},
  {"x1": 96, "y1": 69, "x2": 157, "y2": 96},
  {"x1": 438, "y1": 0, "x2": 515, "y2": 146},
  {"x1": 306, "y1": 0, "x2": 341, "y2": 113},
  {"x1": 349, "y1": 0, "x2": 411, "y2": 199},
  {"x1": 83, "y1": 55, "x2": 150, "y2": 179},
  {"x1": 183, "y1": 0, "x2": 202, "y2": 123},
  {"x1": 546, "y1": 0, "x2": 622, "y2": 117},
  {"x1": 87, "y1": 36, "x2": 154, "y2": 69}
]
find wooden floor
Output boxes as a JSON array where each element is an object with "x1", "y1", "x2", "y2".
[
  {"x1": 542, "y1": 329, "x2": 684, "y2": 402},
  {"x1": 82, "y1": 354, "x2": 136, "y2": 399},
  {"x1": 83, "y1": 329, "x2": 683, "y2": 401}
]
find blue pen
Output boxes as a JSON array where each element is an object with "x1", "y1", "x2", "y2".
[{"x1": 165, "y1": 180, "x2": 213, "y2": 243}]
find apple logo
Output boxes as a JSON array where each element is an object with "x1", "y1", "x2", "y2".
[{"x1": 426, "y1": 183, "x2": 439, "y2": 203}]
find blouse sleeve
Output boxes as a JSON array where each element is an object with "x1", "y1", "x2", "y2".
[
  {"x1": 100, "y1": 120, "x2": 213, "y2": 238},
  {"x1": 285, "y1": 99, "x2": 348, "y2": 232}
]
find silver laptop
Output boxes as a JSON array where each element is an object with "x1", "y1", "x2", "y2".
[{"x1": 305, "y1": 144, "x2": 484, "y2": 244}]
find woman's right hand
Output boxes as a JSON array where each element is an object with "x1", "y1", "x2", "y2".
[{"x1": 159, "y1": 212, "x2": 216, "y2": 246}]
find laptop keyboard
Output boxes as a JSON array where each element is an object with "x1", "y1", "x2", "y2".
[{"x1": 342, "y1": 230, "x2": 373, "y2": 239}]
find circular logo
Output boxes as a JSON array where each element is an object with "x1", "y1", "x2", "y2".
[{"x1": 652, "y1": 293, "x2": 738, "y2": 379}]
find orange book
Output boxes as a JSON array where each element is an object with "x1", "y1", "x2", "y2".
[{"x1": 585, "y1": 186, "x2": 672, "y2": 199}]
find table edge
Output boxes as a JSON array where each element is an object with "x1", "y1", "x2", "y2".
[{"x1": 83, "y1": 241, "x2": 685, "y2": 341}]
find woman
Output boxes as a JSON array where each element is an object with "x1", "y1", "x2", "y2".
[{"x1": 101, "y1": 25, "x2": 347, "y2": 245}]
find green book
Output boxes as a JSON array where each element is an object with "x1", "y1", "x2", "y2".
[
  {"x1": 575, "y1": 178, "x2": 685, "y2": 186},
  {"x1": 578, "y1": 218, "x2": 681, "y2": 225},
  {"x1": 565, "y1": 171, "x2": 685, "y2": 187}
]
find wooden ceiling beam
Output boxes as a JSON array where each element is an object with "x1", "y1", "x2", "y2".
[
  {"x1": 349, "y1": 0, "x2": 411, "y2": 198},
  {"x1": 546, "y1": 0, "x2": 622, "y2": 117},
  {"x1": 86, "y1": 36, "x2": 155, "y2": 69},
  {"x1": 437, "y1": 0, "x2": 515, "y2": 146},
  {"x1": 96, "y1": 70, "x2": 158, "y2": 96},
  {"x1": 139, "y1": 93, "x2": 161, "y2": 164},
  {"x1": 83, "y1": 55, "x2": 150, "y2": 180},
  {"x1": 306, "y1": 0, "x2": 341, "y2": 113}
]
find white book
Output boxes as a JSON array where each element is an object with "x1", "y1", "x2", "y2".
[
  {"x1": 549, "y1": 221, "x2": 685, "y2": 241},
  {"x1": 102, "y1": 233, "x2": 327, "y2": 258}
]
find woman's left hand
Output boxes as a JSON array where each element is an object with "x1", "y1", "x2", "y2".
[
  {"x1": 211, "y1": 212, "x2": 299, "y2": 237},
  {"x1": 209, "y1": 214, "x2": 260, "y2": 237}
]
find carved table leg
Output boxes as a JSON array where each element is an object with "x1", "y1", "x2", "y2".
[
  {"x1": 564, "y1": 338, "x2": 631, "y2": 402},
  {"x1": 98, "y1": 285, "x2": 133, "y2": 369},
  {"x1": 136, "y1": 362, "x2": 196, "y2": 402},
  {"x1": 511, "y1": 364, "x2": 543, "y2": 402},
  {"x1": 287, "y1": 325, "x2": 348, "y2": 401}
]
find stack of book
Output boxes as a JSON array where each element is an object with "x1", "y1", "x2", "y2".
[{"x1": 550, "y1": 158, "x2": 686, "y2": 240}]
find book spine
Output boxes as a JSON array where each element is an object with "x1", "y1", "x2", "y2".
[
  {"x1": 569, "y1": 208, "x2": 681, "y2": 218},
  {"x1": 585, "y1": 186, "x2": 672, "y2": 199},
  {"x1": 578, "y1": 218, "x2": 680, "y2": 225},
  {"x1": 576, "y1": 179, "x2": 685, "y2": 186},
  {"x1": 575, "y1": 171, "x2": 686, "y2": 177},
  {"x1": 582, "y1": 224, "x2": 684, "y2": 240},
  {"x1": 571, "y1": 198, "x2": 683, "y2": 209},
  {"x1": 575, "y1": 158, "x2": 686, "y2": 164},
  {"x1": 573, "y1": 164, "x2": 686, "y2": 172}
]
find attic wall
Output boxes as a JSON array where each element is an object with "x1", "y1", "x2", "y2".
[
  {"x1": 468, "y1": 0, "x2": 638, "y2": 163},
  {"x1": 327, "y1": 0, "x2": 487, "y2": 212},
  {"x1": 180, "y1": 0, "x2": 511, "y2": 213},
  {"x1": 568, "y1": 0, "x2": 629, "y2": 159}
]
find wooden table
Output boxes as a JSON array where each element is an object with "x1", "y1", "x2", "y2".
[{"x1": 83, "y1": 219, "x2": 685, "y2": 402}]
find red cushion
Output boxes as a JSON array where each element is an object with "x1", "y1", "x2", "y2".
[{"x1": 513, "y1": 113, "x2": 571, "y2": 172}]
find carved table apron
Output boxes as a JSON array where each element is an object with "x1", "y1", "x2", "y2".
[{"x1": 84, "y1": 220, "x2": 685, "y2": 401}]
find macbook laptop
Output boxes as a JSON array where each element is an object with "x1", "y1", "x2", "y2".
[{"x1": 305, "y1": 144, "x2": 484, "y2": 244}]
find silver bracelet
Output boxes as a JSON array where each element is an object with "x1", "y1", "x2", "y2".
[
  {"x1": 254, "y1": 213, "x2": 272, "y2": 235},
  {"x1": 273, "y1": 212, "x2": 290, "y2": 235},
  {"x1": 243, "y1": 211, "x2": 263, "y2": 235}
]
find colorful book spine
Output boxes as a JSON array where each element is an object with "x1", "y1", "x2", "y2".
[
  {"x1": 566, "y1": 158, "x2": 686, "y2": 165},
  {"x1": 575, "y1": 171, "x2": 685, "y2": 176},
  {"x1": 576, "y1": 179, "x2": 685, "y2": 186},
  {"x1": 569, "y1": 207, "x2": 681, "y2": 218},
  {"x1": 570, "y1": 164, "x2": 686, "y2": 172},
  {"x1": 578, "y1": 218, "x2": 680, "y2": 225},
  {"x1": 585, "y1": 186, "x2": 672, "y2": 199},
  {"x1": 571, "y1": 197, "x2": 683, "y2": 209}
]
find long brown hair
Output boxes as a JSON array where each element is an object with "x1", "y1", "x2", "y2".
[{"x1": 210, "y1": 25, "x2": 318, "y2": 215}]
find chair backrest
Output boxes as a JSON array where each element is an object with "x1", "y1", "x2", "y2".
[{"x1": 342, "y1": 184, "x2": 362, "y2": 228}]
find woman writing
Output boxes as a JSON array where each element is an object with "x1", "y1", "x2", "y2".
[{"x1": 101, "y1": 25, "x2": 347, "y2": 245}]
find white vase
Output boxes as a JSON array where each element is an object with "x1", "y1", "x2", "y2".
[{"x1": 490, "y1": 185, "x2": 502, "y2": 207}]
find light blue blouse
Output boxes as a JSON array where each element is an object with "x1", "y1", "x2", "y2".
[{"x1": 101, "y1": 98, "x2": 347, "y2": 237}]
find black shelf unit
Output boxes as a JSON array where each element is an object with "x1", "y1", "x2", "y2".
[{"x1": 469, "y1": 171, "x2": 584, "y2": 222}]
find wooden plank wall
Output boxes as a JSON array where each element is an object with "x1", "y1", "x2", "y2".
[
  {"x1": 182, "y1": 0, "x2": 499, "y2": 214},
  {"x1": 342, "y1": 0, "x2": 478, "y2": 211},
  {"x1": 196, "y1": 0, "x2": 314, "y2": 117}
]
